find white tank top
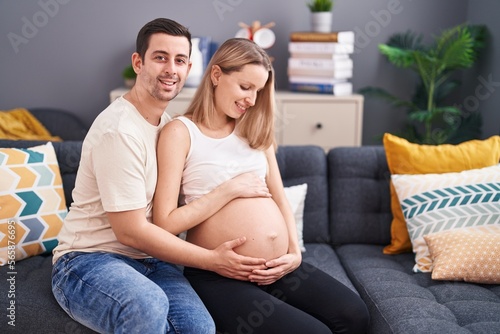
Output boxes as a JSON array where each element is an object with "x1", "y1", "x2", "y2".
[{"x1": 177, "y1": 116, "x2": 267, "y2": 204}]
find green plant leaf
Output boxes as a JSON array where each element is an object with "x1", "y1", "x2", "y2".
[
  {"x1": 386, "y1": 30, "x2": 425, "y2": 51},
  {"x1": 358, "y1": 87, "x2": 416, "y2": 109},
  {"x1": 122, "y1": 65, "x2": 136, "y2": 79},
  {"x1": 436, "y1": 25, "x2": 475, "y2": 70},
  {"x1": 359, "y1": 23, "x2": 488, "y2": 145},
  {"x1": 378, "y1": 44, "x2": 415, "y2": 68},
  {"x1": 307, "y1": 0, "x2": 333, "y2": 12},
  {"x1": 434, "y1": 79, "x2": 461, "y2": 104},
  {"x1": 467, "y1": 24, "x2": 488, "y2": 60},
  {"x1": 435, "y1": 106, "x2": 461, "y2": 115},
  {"x1": 446, "y1": 112, "x2": 482, "y2": 144},
  {"x1": 408, "y1": 110, "x2": 433, "y2": 123}
]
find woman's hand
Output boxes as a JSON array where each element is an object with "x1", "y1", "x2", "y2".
[
  {"x1": 248, "y1": 252, "x2": 302, "y2": 285},
  {"x1": 224, "y1": 172, "x2": 271, "y2": 199},
  {"x1": 209, "y1": 237, "x2": 268, "y2": 280}
]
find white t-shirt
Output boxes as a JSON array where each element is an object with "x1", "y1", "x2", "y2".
[
  {"x1": 52, "y1": 97, "x2": 170, "y2": 263},
  {"x1": 176, "y1": 116, "x2": 267, "y2": 205}
]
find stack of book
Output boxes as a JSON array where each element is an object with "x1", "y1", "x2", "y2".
[{"x1": 287, "y1": 30, "x2": 355, "y2": 95}]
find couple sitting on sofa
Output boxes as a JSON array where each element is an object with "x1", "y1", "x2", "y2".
[{"x1": 50, "y1": 18, "x2": 369, "y2": 334}]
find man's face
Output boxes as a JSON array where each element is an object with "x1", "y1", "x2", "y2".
[{"x1": 135, "y1": 33, "x2": 191, "y2": 102}]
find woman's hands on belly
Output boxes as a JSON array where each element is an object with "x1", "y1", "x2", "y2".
[
  {"x1": 187, "y1": 197, "x2": 290, "y2": 261},
  {"x1": 249, "y1": 252, "x2": 302, "y2": 285}
]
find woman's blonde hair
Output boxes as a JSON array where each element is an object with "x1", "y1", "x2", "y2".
[{"x1": 184, "y1": 38, "x2": 275, "y2": 150}]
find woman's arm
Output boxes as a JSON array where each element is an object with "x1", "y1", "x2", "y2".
[
  {"x1": 154, "y1": 119, "x2": 271, "y2": 235},
  {"x1": 249, "y1": 146, "x2": 303, "y2": 285},
  {"x1": 265, "y1": 146, "x2": 303, "y2": 257}
]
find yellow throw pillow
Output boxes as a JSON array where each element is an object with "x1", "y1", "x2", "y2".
[
  {"x1": 0, "y1": 108, "x2": 61, "y2": 141},
  {"x1": 425, "y1": 226, "x2": 500, "y2": 284},
  {"x1": 382, "y1": 133, "x2": 500, "y2": 254}
]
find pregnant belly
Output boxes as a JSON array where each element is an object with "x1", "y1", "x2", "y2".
[{"x1": 186, "y1": 197, "x2": 289, "y2": 261}]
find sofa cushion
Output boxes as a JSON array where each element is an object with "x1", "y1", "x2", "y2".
[
  {"x1": 0, "y1": 254, "x2": 96, "y2": 333},
  {"x1": 328, "y1": 146, "x2": 392, "y2": 245},
  {"x1": 391, "y1": 164, "x2": 500, "y2": 272},
  {"x1": 382, "y1": 133, "x2": 500, "y2": 255},
  {"x1": 303, "y1": 243, "x2": 357, "y2": 294},
  {"x1": 336, "y1": 244, "x2": 500, "y2": 334},
  {"x1": 276, "y1": 145, "x2": 329, "y2": 243},
  {"x1": 29, "y1": 108, "x2": 88, "y2": 141},
  {"x1": 0, "y1": 143, "x2": 67, "y2": 265}
]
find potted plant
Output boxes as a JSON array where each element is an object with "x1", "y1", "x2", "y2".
[
  {"x1": 122, "y1": 64, "x2": 136, "y2": 88},
  {"x1": 359, "y1": 24, "x2": 488, "y2": 144},
  {"x1": 307, "y1": 0, "x2": 334, "y2": 33}
]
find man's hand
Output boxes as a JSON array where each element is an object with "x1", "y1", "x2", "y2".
[{"x1": 209, "y1": 237, "x2": 267, "y2": 280}]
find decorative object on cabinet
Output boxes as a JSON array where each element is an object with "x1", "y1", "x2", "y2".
[
  {"x1": 121, "y1": 64, "x2": 136, "y2": 88},
  {"x1": 235, "y1": 21, "x2": 276, "y2": 50},
  {"x1": 307, "y1": 0, "x2": 334, "y2": 33},
  {"x1": 288, "y1": 30, "x2": 355, "y2": 95},
  {"x1": 359, "y1": 24, "x2": 488, "y2": 145},
  {"x1": 185, "y1": 36, "x2": 213, "y2": 87}
]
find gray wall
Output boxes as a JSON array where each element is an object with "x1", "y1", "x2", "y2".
[{"x1": 1, "y1": 0, "x2": 498, "y2": 144}]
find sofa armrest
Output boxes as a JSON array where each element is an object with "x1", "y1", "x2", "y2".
[{"x1": 29, "y1": 108, "x2": 88, "y2": 141}]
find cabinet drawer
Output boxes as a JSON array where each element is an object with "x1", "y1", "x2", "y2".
[{"x1": 279, "y1": 100, "x2": 362, "y2": 150}]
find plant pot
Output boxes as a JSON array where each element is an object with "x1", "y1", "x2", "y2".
[
  {"x1": 311, "y1": 12, "x2": 332, "y2": 33},
  {"x1": 124, "y1": 78, "x2": 135, "y2": 88}
]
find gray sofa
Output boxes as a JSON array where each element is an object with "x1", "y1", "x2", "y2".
[{"x1": 1, "y1": 110, "x2": 499, "y2": 333}]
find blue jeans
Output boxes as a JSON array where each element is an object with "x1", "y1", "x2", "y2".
[{"x1": 52, "y1": 252, "x2": 215, "y2": 334}]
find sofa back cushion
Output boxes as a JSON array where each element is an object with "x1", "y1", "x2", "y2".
[
  {"x1": 276, "y1": 145, "x2": 330, "y2": 243},
  {"x1": 328, "y1": 146, "x2": 392, "y2": 245},
  {"x1": 29, "y1": 108, "x2": 88, "y2": 141}
]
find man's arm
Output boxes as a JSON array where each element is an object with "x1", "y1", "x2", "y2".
[{"x1": 108, "y1": 209, "x2": 267, "y2": 279}]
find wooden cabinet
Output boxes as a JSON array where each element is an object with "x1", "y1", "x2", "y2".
[{"x1": 110, "y1": 88, "x2": 363, "y2": 150}]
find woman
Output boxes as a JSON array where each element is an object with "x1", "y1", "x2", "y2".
[{"x1": 154, "y1": 38, "x2": 369, "y2": 333}]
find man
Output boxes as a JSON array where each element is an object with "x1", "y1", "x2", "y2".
[{"x1": 51, "y1": 18, "x2": 265, "y2": 333}]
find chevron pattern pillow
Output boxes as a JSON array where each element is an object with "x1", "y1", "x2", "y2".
[
  {"x1": 391, "y1": 164, "x2": 500, "y2": 272},
  {"x1": 0, "y1": 143, "x2": 67, "y2": 265}
]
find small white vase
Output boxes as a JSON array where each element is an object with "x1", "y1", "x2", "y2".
[
  {"x1": 311, "y1": 12, "x2": 332, "y2": 33},
  {"x1": 185, "y1": 38, "x2": 203, "y2": 87}
]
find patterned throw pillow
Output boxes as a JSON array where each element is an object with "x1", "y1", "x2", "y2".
[
  {"x1": 424, "y1": 226, "x2": 500, "y2": 284},
  {"x1": 391, "y1": 164, "x2": 500, "y2": 272},
  {"x1": 0, "y1": 143, "x2": 67, "y2": 265}
]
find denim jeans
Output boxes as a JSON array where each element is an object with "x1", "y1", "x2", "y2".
[{"x1": 52, "y1": 252, "x2": 215, "y2": 334}]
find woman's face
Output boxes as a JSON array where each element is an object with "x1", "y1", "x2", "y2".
[{"x1": 212, "y1": 64, "x2": 269, "y2": 119}]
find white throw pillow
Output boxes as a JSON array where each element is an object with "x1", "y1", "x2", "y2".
[{"x1": 284, "y1": 183, "x2": 308, "y2": 252}]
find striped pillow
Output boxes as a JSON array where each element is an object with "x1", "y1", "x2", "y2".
[{"x1": 391, "y1": 164, "x2": 500, "y2": 272}]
